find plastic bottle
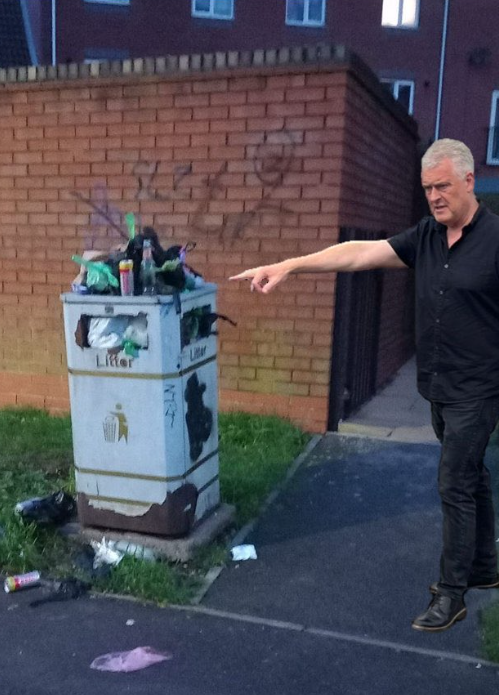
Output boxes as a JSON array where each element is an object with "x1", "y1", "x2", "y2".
[
  {"x1": 140, "y1": 239, "x2": 156, "y2": 295},
  {"x1": 108, "y1": 540, "x2": 157, "y2": 562}
]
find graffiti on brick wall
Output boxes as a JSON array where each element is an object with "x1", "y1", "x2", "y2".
[
  {"x1": 133, "y1": 161, "x2": 193, "y2": 202},
  {"x1": 72, "y1": 129, "x2": 296, "y2": 246},
  {"x1": 191, "y1": 129, "x2": 296, "y2": 240}
]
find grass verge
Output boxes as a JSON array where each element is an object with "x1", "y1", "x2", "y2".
[{"x1": 0, "y1": 407, "x2": 309, "y2": 605}]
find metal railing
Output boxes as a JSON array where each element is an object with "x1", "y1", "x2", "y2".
[{"x1": 328, "y1": 227, "x2": 385, "y2": 431}]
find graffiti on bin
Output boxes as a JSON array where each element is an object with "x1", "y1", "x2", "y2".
[
  {"x1": 184, "y1": 372, "x2": 212, "y2": 461},
  {"x1": 163, "y1": 384, "x2": 177, "y2": 429},
  {"x1": 72, "y1": 129, "x2": 296, "y2": 245}
]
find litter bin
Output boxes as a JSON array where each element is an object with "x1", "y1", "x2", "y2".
[{"x1": 60, "y1": 284, "x2": 219, "y2": 537}]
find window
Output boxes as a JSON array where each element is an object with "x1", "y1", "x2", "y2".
[
  {"x1": 286, "y1": 0, "x2": 326, "y2": 27},
  {"x1": 192, "y1": 0, "x2": 234, "y2": 20},
  {"x1": 84, "y1": 0, "x2": 130, "y2": 5},
  {"x1": 381, "y1": 0, "x2": 419, "y2": 28},
  {"x1": 381, "y1": 79, "x2": 415, "y2": 114},
  {"x1": 487, "y1": 91, "x2": 499, "y2": 165}
]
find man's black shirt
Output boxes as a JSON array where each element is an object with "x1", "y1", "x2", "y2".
[{"x1": 388, "y1": 203, "x2": 499, "y2": 402}]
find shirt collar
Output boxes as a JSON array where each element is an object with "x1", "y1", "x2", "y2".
[
  {"x1": 434, "y1": 200, "x2": 485, "y2": 236},
  {"x1": 463, "y1": 200, "x2": 485, "y2": 232}
]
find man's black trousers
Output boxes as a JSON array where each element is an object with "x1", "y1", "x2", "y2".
[{"x1": 431, "y1": 397, "x2": 499, "y2": 599}]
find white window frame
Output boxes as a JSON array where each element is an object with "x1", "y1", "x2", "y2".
[
  {"x1": 381, "y1": 79, "x2": 415, "y2": 115},
  {"x1": 84, "y1": 0, "x2": 130, "y2": 5},
  {"x1": 286, "y1": 0, "x2": 326, "y2": 27},
  {"x1": 381, "y1": 0, "x2": 420, "y2": 29},
  {"x1": 487, "y1": 91, "x2": 499, "y2": 165},
  {"x1": 191, "y1": 0, "x2": 234, "y2": 20}
]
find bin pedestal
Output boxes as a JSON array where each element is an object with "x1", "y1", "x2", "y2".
[{"x1": 61, "y1": 285, "x2": 220, "y2": 538}]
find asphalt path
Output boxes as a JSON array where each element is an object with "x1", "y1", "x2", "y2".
[{"x1": 2, "y1": 434, "x2": 499, "y2": 694}]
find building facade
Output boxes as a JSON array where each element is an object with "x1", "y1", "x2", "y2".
[{"x1": 23, "y1": 0, "x2": 499, "y2": 194}]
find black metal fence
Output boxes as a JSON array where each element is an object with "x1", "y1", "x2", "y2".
[{"x1": 328, "y1": 227, "x2": 385, "y2": 431}]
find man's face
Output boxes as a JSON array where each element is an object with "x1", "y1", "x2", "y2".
[{"x1": 421, "y1": 158, "x2": 475, "y2": 228}]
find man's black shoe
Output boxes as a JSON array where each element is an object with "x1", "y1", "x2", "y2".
[
  {"x1": 429, "y1": 574, "x2": 499, "y2": 595},
  {"x1": 412, "y1": 594, "x2": 467, "y2": 632}
]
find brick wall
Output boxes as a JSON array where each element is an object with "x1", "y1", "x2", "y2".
[
  {"x1": 0, "y1": 47, "x2": 418, "y2": 432},
  {"x1": 338, "y1": 58, "x2": 417, "y2": 389}
]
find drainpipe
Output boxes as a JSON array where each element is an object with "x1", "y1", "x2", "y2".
[
  {"x1": 51, "y1": 0, "x2": 57, "y2": 66},
  {"x1": 20, "y1": 0, "x2": 38, "y2": 65},
  {"x1": 434, "y1": 0, "x2": 450, "y2": 140}
]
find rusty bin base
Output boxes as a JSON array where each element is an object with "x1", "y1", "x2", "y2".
[
  {"x1": 75, "y1": 502, "x2": 236, "y2": 563},
  {"x1": 77, "y1": 485, "x2": 200, "y2": 539}
]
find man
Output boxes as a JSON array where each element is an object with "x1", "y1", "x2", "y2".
[{"x1": 230, "y1": 138, "x2": 499, "y2": 633}]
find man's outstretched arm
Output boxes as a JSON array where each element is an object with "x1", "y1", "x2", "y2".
[{"x1": 229, "y1": 239, "x2": 406, "y2": 293}]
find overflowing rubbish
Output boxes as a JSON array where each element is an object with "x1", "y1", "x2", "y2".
[
  {"x1": 87, "y1": 537, "x2": 157, "y2": 568},
  {"x1": 72, "y1": 255, "x2": 120, "y2": 294},
  {"x1": 15, "y1": 491, "x2": 76, "y2": 526},
  {"x1": 29, "y1": 577, "x2": 89, "y2": 608},
  {"x1": 73, "y1": 544, "x2": 112, "y2": 580},
  {"x1": 230, "y1": 544, "x2": 258, "y2": 561},
  {"x1": 71, "y1": 223, "x2": 204, "y2": 298},
  {"x1": 140, "y1": 238, "x2": 157, "y2": 295},
  {"x1": 69, "y1": 223, "x2": 237, "y2": 368},
  {"x1": 4, "y1": 571, "x2": 41, "y2": 593},
  {"x1": 90, "y1": 646, "x2": 172, "y2": 673},
  {"x1": 90, "y1": 538, "x2": 124, "y2": 568},
  {"x1": 119, "y1": 259, "x2": 134, "y2": 296},
  {"x1": 107, "y1": 540, "x2": 157, "y2": 562}
]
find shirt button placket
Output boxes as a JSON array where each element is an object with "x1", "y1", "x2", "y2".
[{"x1": 432, "y1": 262, "x2": 448, "y2": 386}]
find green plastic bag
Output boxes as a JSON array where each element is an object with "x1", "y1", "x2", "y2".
[{"x1": 72, "y1": 255, "x2": 119, "y2": 292}]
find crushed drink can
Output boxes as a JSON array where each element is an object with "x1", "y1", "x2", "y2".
[{"x1": 4, "y1": 571, "x2": 41, "y2": 593}]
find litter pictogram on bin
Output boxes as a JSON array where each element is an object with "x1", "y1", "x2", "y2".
[{"x1": 103, "y1": 404, "x2": 129, "y2": 443}]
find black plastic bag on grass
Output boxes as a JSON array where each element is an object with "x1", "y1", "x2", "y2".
[{"x1": 15, "y1": 490, "x2": 76, "y2": 526}]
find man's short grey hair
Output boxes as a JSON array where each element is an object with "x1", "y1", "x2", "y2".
[{"x1": 421, "y1": 139, "x2": 474, "y2": 178}]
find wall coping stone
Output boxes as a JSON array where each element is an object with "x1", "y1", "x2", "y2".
[{"x1": 0, "y1": 42, "x2": 417, "y2": 138}]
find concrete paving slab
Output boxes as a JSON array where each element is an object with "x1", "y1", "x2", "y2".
[
  {"x1": 339, "y1": 422, "x2": 438, "y2": 444},
  {"x1": 338, "y1": 422, "x2": 393, "y2": 438},
  {"x1": 388, "y1": 425, "x2": 438, "y2": 444}
]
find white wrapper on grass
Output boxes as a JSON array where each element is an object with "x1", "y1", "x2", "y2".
[{"x1": 90, "y1": 538, "x2": 124, "y2": 568}]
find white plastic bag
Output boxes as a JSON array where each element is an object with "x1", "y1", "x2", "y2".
[
  {"x1": 123, "y1": 315, "x2": 148, "y2": 348},
  {"x1": 88, "y1": 317, "x2": 129, "y2": 349}
]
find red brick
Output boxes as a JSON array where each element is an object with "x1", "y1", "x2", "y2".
[
  {"x1": 247, "y1": 89, "x2": 285, "y2": 104},
  {"x1": 210, "y1": 92, "x2": 246, "y2": 107}
]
